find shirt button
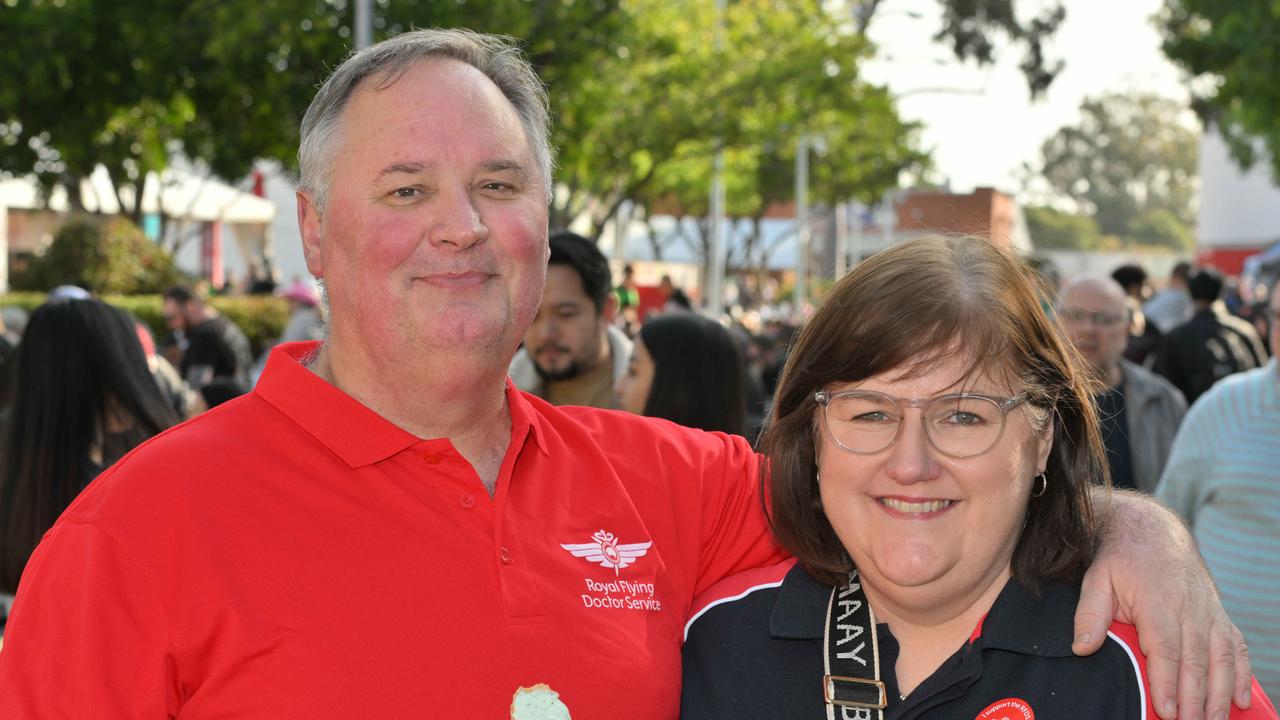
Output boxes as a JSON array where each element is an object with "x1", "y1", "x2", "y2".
[
  {"x1": 459, "y1": 494, "x2": 476, "y2": 509},
  {"x1": 422, "y1": 452, "x2": 441, "y2": 464},
  {"x1": 499, "y1": 546, "x2": 513, "y2": 565}
]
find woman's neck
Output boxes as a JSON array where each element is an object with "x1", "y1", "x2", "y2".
[{"x1": 866, "y1": 566, "x2": 1011, "y2": 697}]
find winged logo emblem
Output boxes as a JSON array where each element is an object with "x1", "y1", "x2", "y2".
[{"x1": 561, "y1": 529, "x2": 652, "y2": 576}]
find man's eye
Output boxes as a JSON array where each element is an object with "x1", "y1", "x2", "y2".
[
  {"x1": 390, "y1": 187, "x2": 420, "y2": 199},
  {"x1": 482, "y1": 182, "x2": 515, "y2": 193}
]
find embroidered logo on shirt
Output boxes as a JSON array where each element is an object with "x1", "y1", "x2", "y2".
[
  {"x1": 976, "y1": 698, "x2": 1034, "y2": 720},
  {"x1": 560, "y1": 530, "x2": 651, "y2": 576}
]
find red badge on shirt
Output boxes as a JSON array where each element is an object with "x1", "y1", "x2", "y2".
[{"x1": 977, "y1": 697, "x2": 1035, "y2": 720}]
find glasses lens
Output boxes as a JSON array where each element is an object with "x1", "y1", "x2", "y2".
[
  {"x1": 823, "y1": 392, "x2": 901, "y2": 453},
  {"x1": 924, "y1": 395, "x2": 1005, "y2": 457}
]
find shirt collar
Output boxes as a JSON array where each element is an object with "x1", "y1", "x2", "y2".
[
  {"x1": 767, "y1": 563, "x2": 1080, "y2": 659},
  {"x1": 769, "y1": 563, "x2": 835, "y2": 640},
  {"x1": 254, "y1": 342, "x2": 548, "y2": 467}
]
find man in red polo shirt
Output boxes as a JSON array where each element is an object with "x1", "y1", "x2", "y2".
[{"x1": 0, "y1": 29, "x2": 1253, "y2": 720}]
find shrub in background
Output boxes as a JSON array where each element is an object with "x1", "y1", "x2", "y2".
[
  {"x1": 0, "y1": 293, "x2": 290, "y2": 358},
  {"x1": 11, "y1": 216, "x2": 185, "y2": 295}
]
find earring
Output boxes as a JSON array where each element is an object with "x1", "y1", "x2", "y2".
[
  {"x1": 815, "y1": 470, "x2": 821, "y2": 485},
  {"x1": 1031, "y1": 472, "x2": 1048, "y2": 498}
]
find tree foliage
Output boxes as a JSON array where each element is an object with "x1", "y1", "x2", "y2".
[
  {"x1": 1161, "y1": 0, "x2": 1280, "y2": 178},
  {"x1": 1028, "y1": 92, "x2": 1198, "y2": 246},
  {"x1": 0, "y1": 0, "x2": 631, "y2": 220},
  {"x1": 1, "y1": 0, "x2": 1058, "y2": 262},
  {"x1": 605, "y1": 0, "x2": 927, "y2": 271},
  {"x1": 1024, "y1": 205, "x2": 1100, "y2": 251}
]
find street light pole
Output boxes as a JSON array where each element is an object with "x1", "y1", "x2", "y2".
[
  {"x1": 794, "y1": 134, "x2": 825, "y2": 312},
  {"x1": 795, "y1": 137, "x2": 810, "y2": 313},
  {"x1": 355, "y1": 0, "x2": 373, "y2": 50},
  {"x1": 706, "y1": 0, "x2": 728, "y2": 317}
]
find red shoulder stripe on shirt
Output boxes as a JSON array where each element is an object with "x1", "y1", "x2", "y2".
[
  {"x1": 683, "y1": 558, "x2": 797, "y2": 642},
  {"x1": 1107, "y1": 623, "x2": 1156, "y2": 720},
  {"x1": 1107, "y1": 623, "x2": 1278, "y2": 720}
]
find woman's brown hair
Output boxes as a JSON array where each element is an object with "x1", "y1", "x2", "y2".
[{"x1": 760, "y1": 235, "x2": 1106, "y2": 588}]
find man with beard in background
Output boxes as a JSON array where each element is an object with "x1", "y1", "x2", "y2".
[{"x1": 509, "y1": 230, "x2": 632, "y2": 408}]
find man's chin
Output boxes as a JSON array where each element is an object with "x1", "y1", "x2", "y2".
[{"x1": 533, "y1": 362, "x2": 581, "y2": 383}]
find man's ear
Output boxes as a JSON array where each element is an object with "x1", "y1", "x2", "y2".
[
  {"x1": 297, "y1": 190, "x2": 325, "y2": 278},
  {"x1": 601, "y1": 293, "x2": 619, "y2": 323}
]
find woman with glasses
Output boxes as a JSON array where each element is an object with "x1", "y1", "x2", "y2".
[{"x1": 680, "y1": 235, "x2": 1277, "y2": 719}]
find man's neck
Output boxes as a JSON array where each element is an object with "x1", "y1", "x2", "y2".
[
  {"x1": 309, "y1": 331, "x2": 514, "y2": 494},
  {"x1": 546, "y1": 355, "x2": 615, "y2": 409},
  {"x1": 1098, "y1": 362, "x2": 1124, "y2": 390}
]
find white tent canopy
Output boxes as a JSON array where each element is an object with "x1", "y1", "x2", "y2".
[{"x1": 0, "y1": 165, "x2": 274, "y2": 224}]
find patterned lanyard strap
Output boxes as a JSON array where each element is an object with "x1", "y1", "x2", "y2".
[{"x1": 823, "y1": 568, "x2": 887, "y2": 720}]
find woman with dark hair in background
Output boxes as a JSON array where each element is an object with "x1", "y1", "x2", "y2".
[
  {"x1": 0, "y1": 299, "x2": 179, "y2": 623},
  {"x1": 615, "y1": 313, "x2": 748, "y2": 437}
]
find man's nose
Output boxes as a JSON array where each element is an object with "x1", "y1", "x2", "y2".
[
  {"x1": 429, "y1": 187, "x2": 488, "y2": 250},
  {"x1": 530, "y1": 315, "x2": 559, "y2": 343}
]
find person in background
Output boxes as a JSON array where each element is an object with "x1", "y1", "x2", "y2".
[
  {"x1": 615, "y1": 313, "x2": 748, "y2": 437},
  {"x1": 509, "y1": 231, "x2": 632, "y2": 408},
  {"x1": 135, "y1": 321, "x2": 203, "y2": 419},
  {"x1": 162, "y1": 285, "x2": 253, "y2": 392},
  {"x1": 683, "y1": 235, "x2": 1275, "y2": 719},
  {"x1": 614, "y1": 263, "x2": 641, "y2": 336},
  {"x1": 1145, "y1": 261, "x2": 1194, "y2": 334},
  {"x1": 1157, "y1": 285, "x2": 1280, "y2": 699},
  {"x1": 0, "y1": 299, "x2": 179, "y2": 627},
  {"x1": 1057, "y1": 275, "x2": 1186, "y2": 491},
  {"x1": 1154, "y1": 267, "x2": 1267, "y2": 405},
  {"x1": 1113, "y1": 264, "x2": 1163, "y2": 366},
  {"x1": 278, "y1": 279, "x2": 326, "y2": 344}
]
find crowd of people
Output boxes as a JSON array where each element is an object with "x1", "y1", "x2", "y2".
[{"x1": 0, "y1": 27, "x2": 1274, "y2": 719}]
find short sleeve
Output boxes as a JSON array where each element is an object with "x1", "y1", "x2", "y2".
[
  {"x1": 1154, "y1": 407, "x2": 1212, "y2": 526},
  {"x1": 692, "y1": 434, "x2": 787, "y2": 600},
  {"x1": 0, "y1": 521, "x2": 180, "y2": 718}
]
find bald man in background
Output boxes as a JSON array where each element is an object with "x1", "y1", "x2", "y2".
[{"x1": 1058, "y1": 275, "x2": 1188, "y2": 491}]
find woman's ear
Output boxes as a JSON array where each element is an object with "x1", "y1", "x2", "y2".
[{"x1": 1035, "y1": 414, "x2": 1055, "y2": 472}]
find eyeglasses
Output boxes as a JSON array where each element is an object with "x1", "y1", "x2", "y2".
[
  {"x1": 814, "y1": 389, "x2": 1029, "y2": 459},
  {"x1": 1056, "y1": 309, "x2": 1126, "y2": 327}
]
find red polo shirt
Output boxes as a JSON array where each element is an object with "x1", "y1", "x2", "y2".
[{"x1": 0, "y1": 342, "x2": 784, "y2": 718}]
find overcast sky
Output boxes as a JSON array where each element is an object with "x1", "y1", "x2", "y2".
[{"x1": 862, "y1": 0, "x2": 1190, "y2": 197}]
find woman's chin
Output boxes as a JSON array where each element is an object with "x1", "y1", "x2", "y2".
[{"x1": 860, "y1": 546, "x2": 954, "y2": 591}]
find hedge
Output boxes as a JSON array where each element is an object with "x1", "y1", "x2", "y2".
[{"x1": 0, "y1": 293, "x2": 291, "y2": 358}]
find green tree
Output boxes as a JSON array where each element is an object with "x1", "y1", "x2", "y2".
[
  {"x1": 1161, "y1": 1, "x2": 1280, "y2": 178},
  {"x1": 598, "y1": 0, "x2": 925, "y2": 268},
  {"x1": 0, "y1": 0, "x2": 633, "y2": 222},
  {"x1": 855, "y1": 0, "x2": 1066, "y2": 96},
  {"x1": 1128, "y1": 207, "x2": 1194, "y2": 251},
  {"x1": 0, "y1": 0, "x2": 1052, "y2": 239},
  {"x1": 1028, "y1": 92, "x2": 1198, "y2": 243},
  {"x1": 1024, "y1": 205, "x2": 1101, "y2": 250}
]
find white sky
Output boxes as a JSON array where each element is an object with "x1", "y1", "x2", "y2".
[{"x1": 861, "y1": 0, "x2": 1190, "y2": 197}]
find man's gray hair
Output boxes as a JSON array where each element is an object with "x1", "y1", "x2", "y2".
[{"x1": 298, "y1": 28, "x2": 554, "y2": 209}]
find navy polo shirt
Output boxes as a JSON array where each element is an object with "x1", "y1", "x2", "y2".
[{"x1": 683, "y1": 559, "x2": 1161, "y2": 719}]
